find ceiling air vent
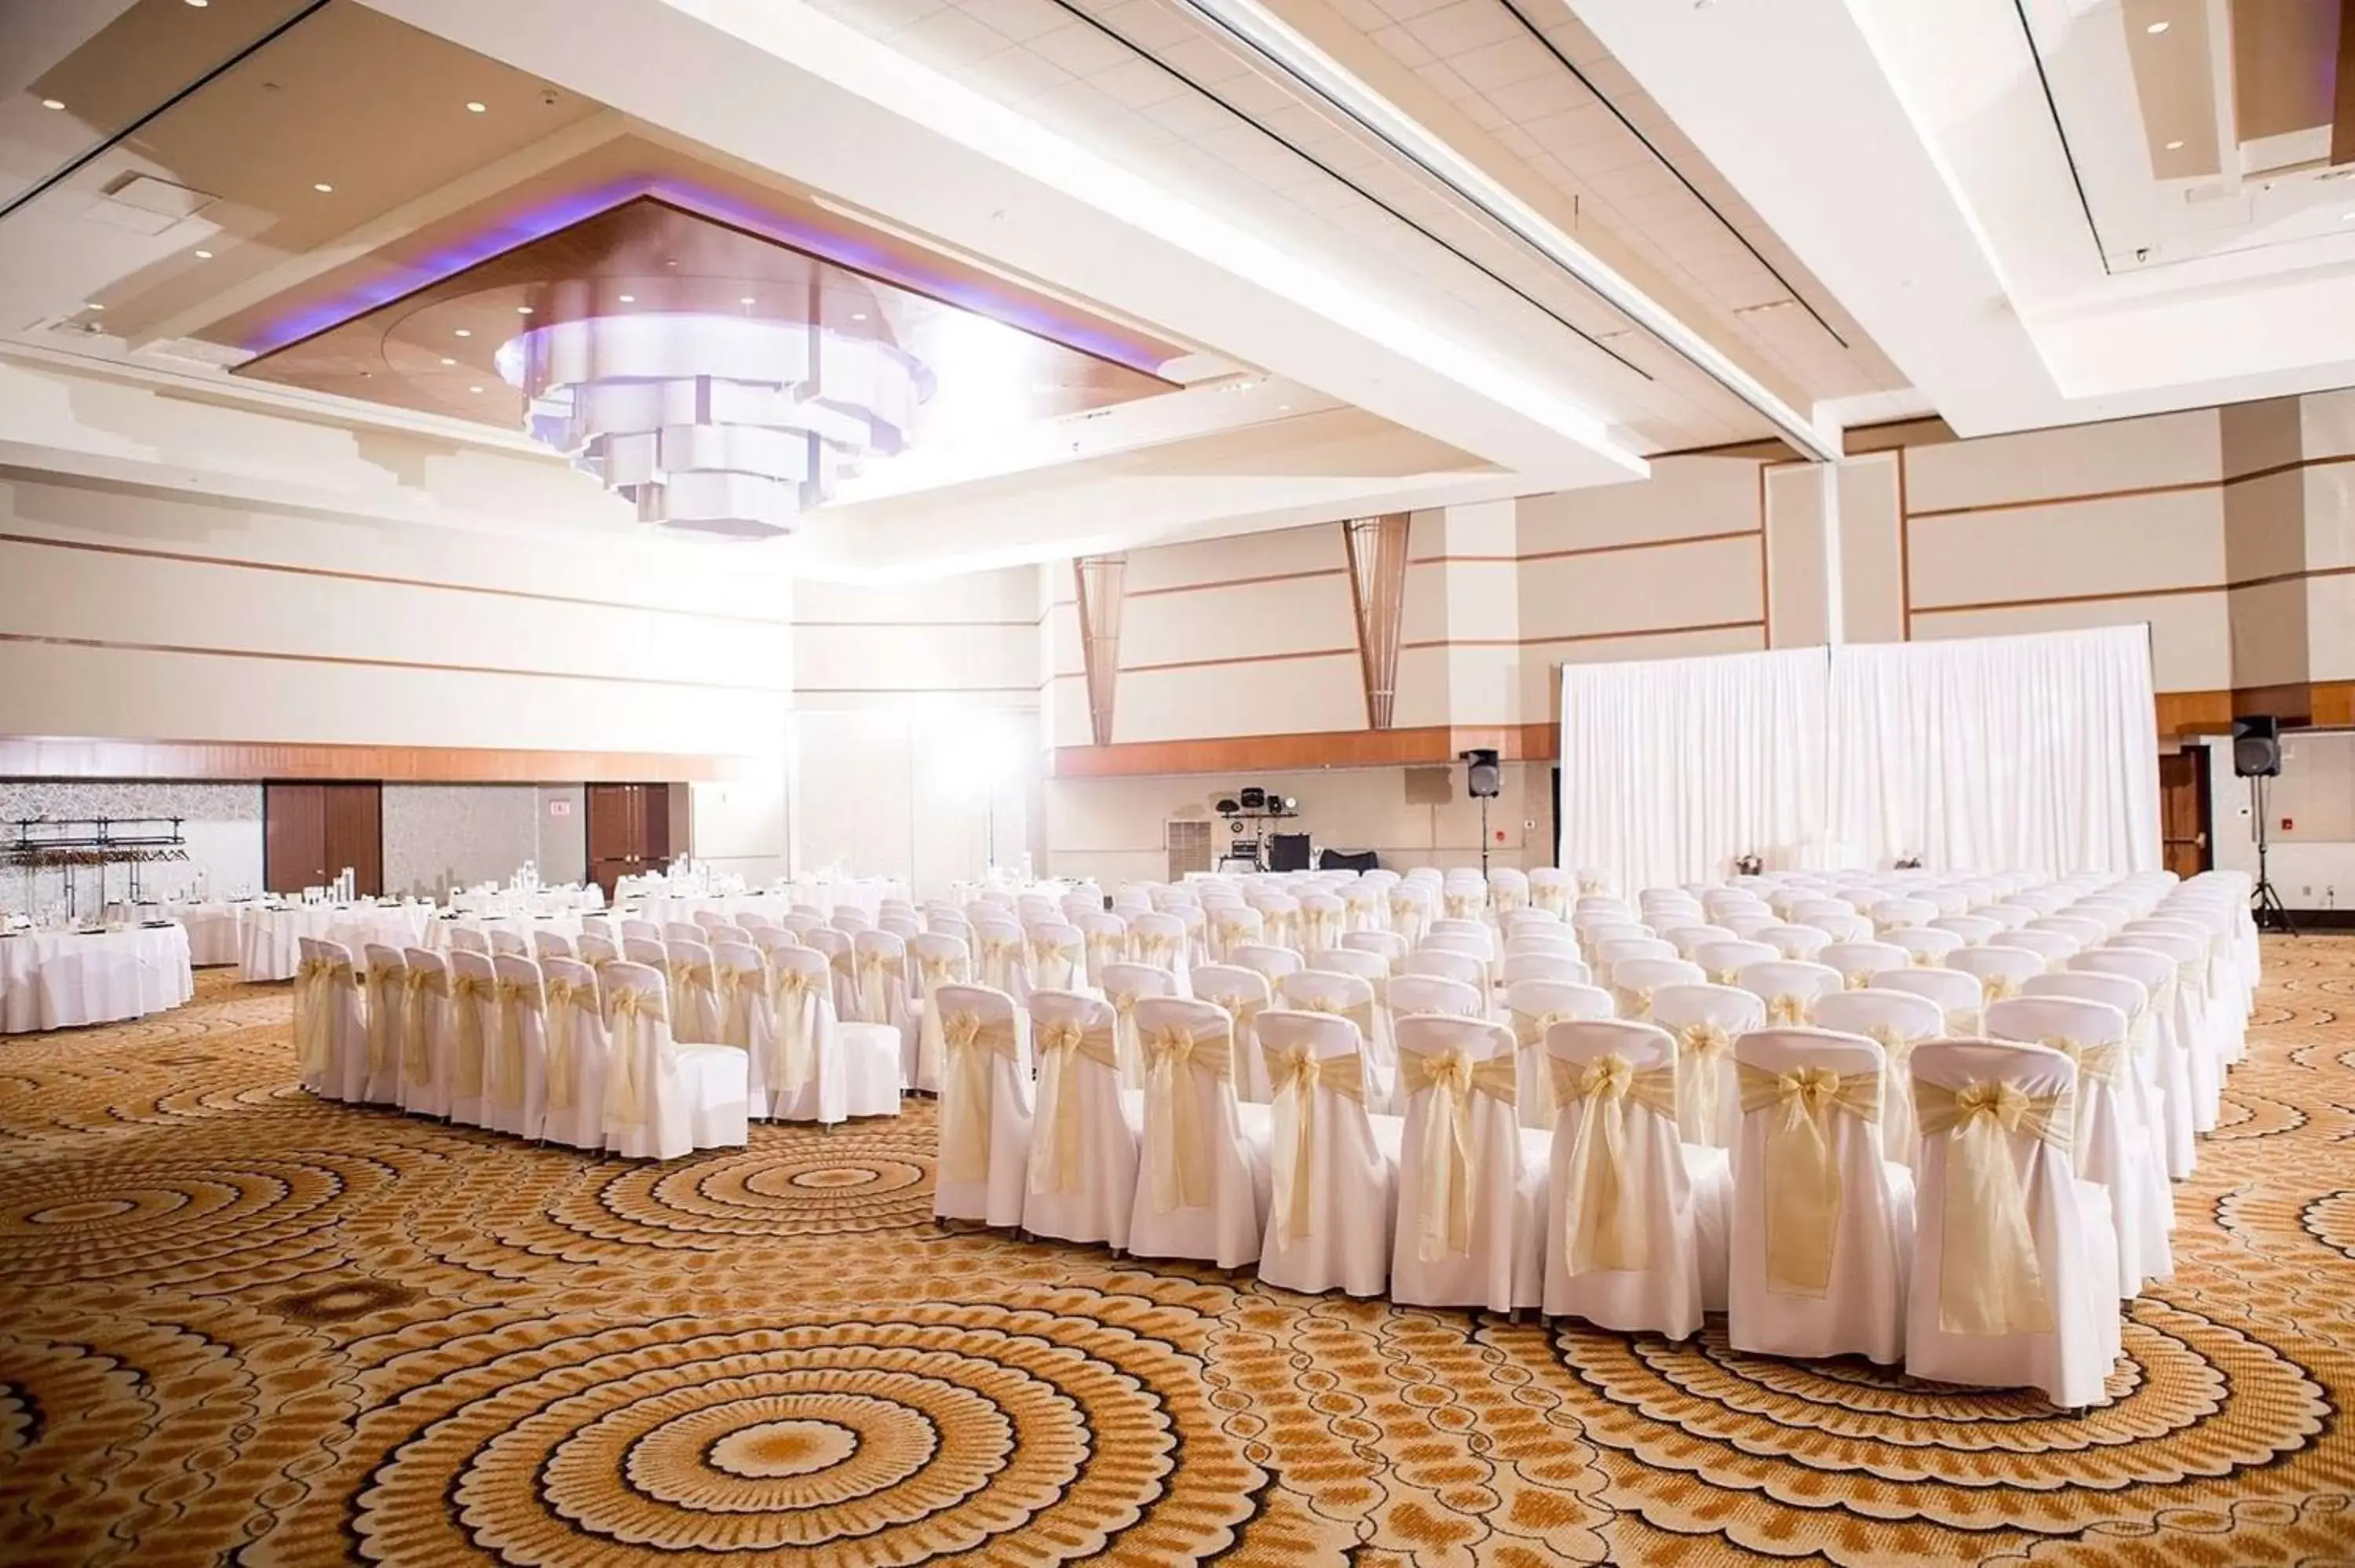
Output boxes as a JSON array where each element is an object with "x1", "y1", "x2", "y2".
[{"x1": 82, "y1": 173, "x2": 218, "y2": 235}]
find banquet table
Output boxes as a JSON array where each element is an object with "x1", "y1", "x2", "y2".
[
  {"x1": 0, "y1": 923, "x2": 194, "y2": 1034},
  {"x1": 429, "y1": 910, "x2": 594, "y2": 949},
  {"x1": 109, "y1": 900, "x2": 254, "y2": 967},
  {"x1": 239, "y1": 903, "x2": 436, "y2": 983}
]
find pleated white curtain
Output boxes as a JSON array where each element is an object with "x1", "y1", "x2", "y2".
[
  {"x1": 1826, "y1": 627, "x2": 2161, "y2": 875},
  {"x1": 1556, "y1": 648, "x2": 1830, "y2": 892}
]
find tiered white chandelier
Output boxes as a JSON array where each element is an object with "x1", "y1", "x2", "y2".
[{"x1": 496, "y1": 312, "x2": 934, "y2": 537}]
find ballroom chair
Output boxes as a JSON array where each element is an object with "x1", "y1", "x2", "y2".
[
  {"x1": 1808, "y1": 987, "x2": 1942, "y2": 1169},
  {"x1": 482, "y1": 952, "x2": 547, "y2": 1142},
  {"x1": 1727, "y1": 1027, "x2": 1915, "y2": 1366},
  {"x1": 1904, "y1": 1040, "x2": 2122, "y2": 1409},
  {"x1": 1543, "y1": 1019, "x2": 1730, "y2": 1338},
  {"x1": 1646, "y1": 982, "x2": 1764, "y2": 1150},
  {"x1": 1986, "y1": 994, "x2": 2167, "y2": 1297},
  {"x1": 1389, "y1": 1016, "x2": 1546, "y2": 1314},
  {"x1": 1125, "y1": 997, "x2": 1269, "y2": 1269},
  {"x1": 1885, "y1": 926, "x2": 1966, "y2": 968},
  {"x1": 1692, "y1": 939, "x2": 1779, "y2": 986},
  {"x1": 1188, "y1": 963, "x2": 1272, "y2": 1104},
  {"x1": 1502, "y1": 978, "x2": 1614, "y2": 1129},
  {"x1": 531, "y1": 930, "x2": 575, "y2": 963},
  {"x1": 930, "y1": 983, "x2": 1033, "y2": 1227},
  {"x1": 1254, "y1": 1008, "x2": 1401, "y2": 1298},
  {"x1": 443, "y1": 946, "x2": 501, "y2": 1129},
  {"x1": 538, "y1": 955, "x2": 608, "y2": 1150},
  {"x1": 2070, "y1": 945, "x2": 2193, "y2": 1180},
  {"x1": 665, "y1": 937, "x2": 725, "y2": 1046},
  {"x1": 361, "y1": 943, "x2": 407, "y2": 1107},
  {"x1": 1819, "y1": 941, "x2": 1911, "y2": 992},
  {"x1": 397, "y1": 946, "x2": 451, "y2": 1119},
  {"x1": 1735, "y1": 959, "x2": 1845, "y2": 1029},
  {"x1": 1021, "y1": 990, "x2": 1140, "y2": 1250},
  {"x1": 1609, "y1": 957, "x2": 1705, "y2": 1022}
]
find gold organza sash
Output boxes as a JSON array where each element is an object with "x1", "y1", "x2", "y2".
[
  {"x1": 1981, "y1": 972, "x2": 2022, "y2": 1002},
  {"x1": 1444, "y1": 892, "x2": 1481, "y2": 921},
  {"x1": 402, "y1": 968, "x2": 443, "y2": 1084},
  {"x1": 1399, "y1": 1048, "x2": 1517, "y2": 1260},
  {"x1": 912, "y1": 957, "x2": 966, "y2": 1089},
  {"x1": 1265, "y1": 1045, "x2": 1367, "y2": 1245},
  {"x1": 2040, "y1": 1034, "x2": 2123, "y2": 1086},
  {"x1": 1736, "y1": 1061, "x2": 1882, "y2": 1296},
  {"x1": 1143, "y1": 1022, "x2": 1230, "y2": 1213},
  {"x1": 768, "y1": 967, "x2": 823, "y2": 1099},
  {"x1": 365, "y1": 968, "x2": 400, "y2": 1075},
  {"x1": 1264, "y1": 910, "x2": 1298, "y2": 951},
  {"x1": 1085, "y1": 932, "x2": 1128, "y2": 975},
  {"x1": 1108, "y1": 989, "x2": 1147, "y2": 1090},
  {"x1": 1915, "y1": 1078, "x2": 2070, "y2": 1335},
  {"x1": 1509, "y1": 1008, "x2": 1585, "y2": 1114},
  {"x1": 856, "y1": 950, "x2": 904, "y2": 1026},
  {"x1": 603, "y1": 984, "x2": 667, "y2": 1132},
  {"x1": 1765, "y1": 991, "x2": 1811, "y2": 1026},
  {"x1": 449, "y1": 970, "x2": 491, "y2": 1099},
  {"x1": 1554, "y1": 1052, "x2": 1680, "y2": 1274},
  {"x1": 1028, "y1": 940, "x2": 1079, "y2": 990},
  {"x1": 543, "y1": 976, "x2": 583, "y2": 1114},
  {"x1": 1294, "y1": 994, "x2": 1376, "y2": 1045},
  {"x1": 1030, "y1": 1019, "x2": 1123, "y2": 1196},
  {"x1": 1676, "y1": 1019, "x2": 1736, "y2": 1139},
  {"x1": 1137, "y1": 932, "x2": 1179, "y2": 968},
  {"x1": 940, "y1": 1012, "x2": 1020, "y2": 1184},
  {"x1": 491, "y1": 977, "x2": 538, "y2": 1110},
  {"x1": 1614, "y1": 985, "x2": 1653, "y2": 1019}
]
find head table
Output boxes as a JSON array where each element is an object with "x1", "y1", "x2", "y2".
[{"x1": 0, "y1": 923, "x2": 193, "y2": 1034}]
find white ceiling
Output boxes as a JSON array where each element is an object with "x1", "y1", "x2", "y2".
[{"x1": 1565, "y1": 0, "x2": 2355, "y2": 436}]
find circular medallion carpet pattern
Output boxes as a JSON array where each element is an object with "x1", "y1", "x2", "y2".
[{"x1": 3, "y1": 941, "x2": 2354, "y2": 1565}]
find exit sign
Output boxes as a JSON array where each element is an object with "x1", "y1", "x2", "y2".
[{"x1": 550, "y1": 800, "x2": 572, "y2": 818}]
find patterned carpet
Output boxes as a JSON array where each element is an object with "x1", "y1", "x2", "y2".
[{"x1": 3, "y1": 942, "x2": 2354, "y2": 1566}]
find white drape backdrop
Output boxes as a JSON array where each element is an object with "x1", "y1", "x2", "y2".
[
  {"x1": 1826, "y1": 626, "x2": 2160, "y2": 876},
  {"x1": 1556, "y1": 627, "x2": 2160, "y2": 887},
  {"x1": 1556, "y1": 648, "x2": 1830, "y2": 892}
]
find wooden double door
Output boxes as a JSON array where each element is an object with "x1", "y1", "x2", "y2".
[
  {"x1": 586, "y1": 783, "x2": 679, "y2": 898},
  {"x1": 2159, "y1": 748, "x2": 2213, "y2": 881},
  {"x1": 263, "y1": 782, "x2": 383, "y2": 895}
]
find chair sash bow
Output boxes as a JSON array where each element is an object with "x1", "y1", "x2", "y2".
[
  {"x1": 1736, "y1": 1061, "x2": 1882, "y2": 1296},
  {"x1": 603, "y1": 984, "x2": 666, "y2": 1132},
  {"x1": 1399, "y1": 1048, "x2": 1517, "y2": 1260},
  {"x1": 1265, "y1": 1045, "x2": 1366, "y2": 1245},
  {"x1": 941, "y1": 1012, "x2": 1020, "y2": 1184},
  {"x1": 1030, "y1": 1019, "x2": 1123, "y2": 1195},
  {"x1": 1914, "y1": 1078, "x2": 2068, "y2": 1335},
  {"x1": 1554, "y1": 1052, "x2": 1679, "y2": 1274},
  {"x1": 1143, "y1": 1021, "x2": 1231, "y2": 1213}
]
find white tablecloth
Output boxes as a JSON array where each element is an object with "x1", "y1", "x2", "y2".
[
  {"x1": 0, "y1": 924, "x2": 194, "y2": 1034},
  {"x1": 111, "y1": 901, "x2": 254, "y2": 967},
  {"x1": 239, "y1": 903, "x2": 436, "y2": 982},
  {"x1": 430, "y1": 910, "x2": 593, "y2": 949},
  {"x1": 447, "y1": 886, "x2": 604, "y2": 917}
]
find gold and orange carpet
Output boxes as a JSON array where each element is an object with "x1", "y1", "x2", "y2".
[{"x1": 3, "y1": 940, "x2": 2353, "y2": 1565}]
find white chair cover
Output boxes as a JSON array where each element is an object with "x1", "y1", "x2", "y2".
[
  {"x1": 930, "y1": 983, "x2": 1034, "y2": 1227},
  {"x1": 1727, "y1": 1028, "x2": 1915, "y2": 1366},
  {"x1": 1808, "y1": 987, "x2": 1943, "y2": 1169},
  {"x1": 1543, "y1": 1019, "x2": 1731, "y2": 1337},
  {"x1": 1022, "y1": 990, "x2": 1141, "y2": 1249},
  {"x1": 538, "y1": 956, "x2": 609, "y2": 1150},
  {"x1": 1254, "y1": 1008, "x2": 1401, "y2": 1298},
  {"x1": 1389, "y1": 1016, "x2": 1546, "y2": 1313},
  {"x1": 1647, "y1": 982, "x2": 1765, "y2": 1150},
  {"x1": 445, "y1": 947, "x2": 498, "y2": 1129},
  {"x1": 360, "y1": 943, "x2": 406, "y2": 1107},
  {"x1": 1191, "y1": 963, "x2": 1273, "y2": 1106},
  {"x1": 483, "y1": 952, "x2": 548, "y2": 1142},
  {"x1": 1503, "y1": 978, "x2": 1615, "y2": 1130},
  {"x1": 1904, "y1": 1039, "x2": 2123, "y2": 1409},
  {"x1": 1126, "y1": 997, "x2": 1269, "y2": 1269}
]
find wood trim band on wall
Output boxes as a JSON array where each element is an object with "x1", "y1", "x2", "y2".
[
  {"x1": 1118, "y1": 647, "x2": 1358, "y2": 675},
  {"x1": 1052, "y1": 720, "x2": 1559, "y2": 779},
  {"x1": 798, "y1": 619, "x2": 1042, "y2": 629},
  {"x1": 1908, "y1": 562, "x2": 2355, "y2": 619},
  {"x1": 1400, "y1": 618, "x2": 1763, "y2": 651},
  {"x1": 1411, "y1": 527, "x2": 1764, "y2": 573},
  {"x1": 0, "y1": 735, "x2": 781, "y2": 783},
  {"x1": 0, "y1": 631, "x2": 794, "y2": 694},
  {"x1": 0, "y1": 530, "x2": 793, "y2": 629},
  {"x1": 1900, "y1": 450, "x2": 2355, "y2": 521},
  {"x1": 1119, "y1": 567, "x2": 1348, "y2": 600}
]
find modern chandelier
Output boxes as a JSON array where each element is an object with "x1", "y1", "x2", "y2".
[{"x1": 495, "y1": 309, "x2": 935, "y2": 538}]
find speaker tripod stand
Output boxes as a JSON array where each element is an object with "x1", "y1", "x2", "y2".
[{"x1": 2249, "y1": 774, "x2": 2298, "y2": 935}]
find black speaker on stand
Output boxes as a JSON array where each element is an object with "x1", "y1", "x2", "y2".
[
  {"x1": 2233, "y1": 716, "x2": 2296, "y2": 935},
  {"x1": 1461, "y1": 749, "x2": 1500, "y2": 876}
]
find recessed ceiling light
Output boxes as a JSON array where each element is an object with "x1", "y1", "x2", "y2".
[
  {"x1": 739, "y1": 295, "x2": 755, "y2": 304},
  {"x1": 2145, "y1": 19, "x2": 2168, "y2": 31},
  {"x1": 465, "y1": 100, "x2": 487, "y2": 114},
  {"x1": 312, "y1": 181, "x2": 334, "y2": 193},
  {"x1": 192, "y1": 249, "x2": 212, "y2": 259},
  {"x1": 1278, "y1": 403, "x2": 1292, "y2": 410},
  {"x1": 851, "y1": 312, "x2": 867, "y2": 321},
  {"x1": 440, "y1": 356, "x2": 455, "y2": 366},
  {"x1": 2342, "y1": 210, "x2": 2355, "y2": 221},
  {"x1": 453, "y1": 328, "x2": 472, "y2": 337},
  {"x1": 617, "y1": 294, "x2": 635, "y2": 303},
  {"x1": 40, "y1": 99, "x2": 64, "y2": 111},
  {"x1": 515, "y1": 304, "x2": 532, "y2": 314},
  {"x1": 469, "y1": 385, "x2": 484, "y2": 394},
  {"x1": 2165, "y1": 139, "x2": 2184, "y2": 150},
  {"x1": 184, "y1": 0, "x2": 209, "y2": 8},
  {"x1": 83, "y1": 301, "x2": 103, "y2": 312}
]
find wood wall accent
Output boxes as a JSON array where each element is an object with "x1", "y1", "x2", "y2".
[
  {"x1": 1052, "y1": 721, "x2": 1557, "y2": 778},
  {"x1": 0, "y1": 736, "x2": 782, "y2": 783}
]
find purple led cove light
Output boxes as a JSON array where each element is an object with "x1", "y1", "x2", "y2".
[{"x1": 243, "y1": 176, "x2": 1174, "y2": 377}]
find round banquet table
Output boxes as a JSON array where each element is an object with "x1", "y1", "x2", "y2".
[
  {"x1": 238, "y1": 903, "x2": 436, "y2": 983},
  {"x1": 0, "y1": 924, "x2": 195, "y2": 1034},
  {"x1": 110, "y1": 901, "x2": 252, "y2": 968},
  {"x1": 429, "y1": 910, "x2": 593, "y2": 949}
]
